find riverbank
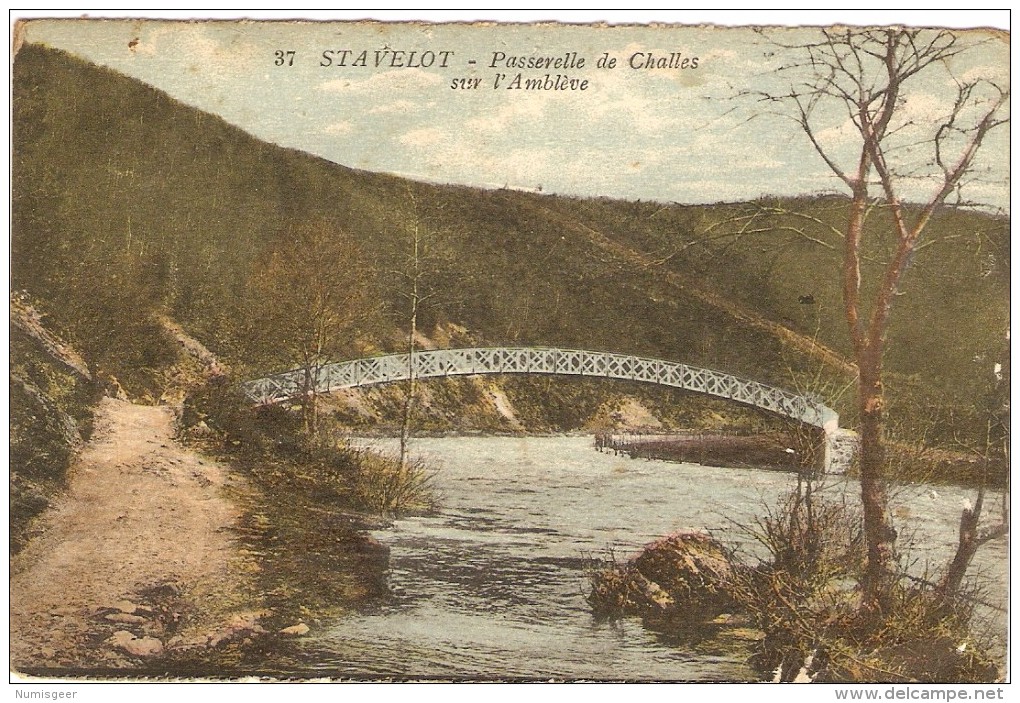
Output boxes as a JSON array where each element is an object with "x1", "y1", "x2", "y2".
[
  {"x1": 12, "y1": 410, "x2": 1005, "y2": 679},
  {"x1": 594, "y1": 431, "x2": 1008, "y2": 488},
  {"x1": 9, "y1": 397, "x2": 387, "y2": 678}
]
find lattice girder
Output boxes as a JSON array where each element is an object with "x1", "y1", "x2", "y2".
[
  {"x1": 244, "y1": 347, "x2": 838, "y2": 429},
  {"x1": 243, "y1": 347, "x2": 851, "y2": 470}
]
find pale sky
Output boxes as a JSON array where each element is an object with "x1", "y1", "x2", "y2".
[{"x1": 17, "y1": 11, "x2": 1011, "y2": 211}]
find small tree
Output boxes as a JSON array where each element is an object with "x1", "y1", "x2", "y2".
[
  {"x1": 752, "y1": 27, "x2": 1008, "y2": 608},
  {"x1": 939, "y1": 359, "x2": 1010, "y2": 598},
  {"x1": 392, "y1": 188, "x2": 444, "y2": 467},
  {"x1": 249, "y1": 218, "x2": 376, "y2": 434}
]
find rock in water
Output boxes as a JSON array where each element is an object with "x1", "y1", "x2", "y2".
[{"x1": 587, "y1": 530, "x2": 734, "y2": 621}]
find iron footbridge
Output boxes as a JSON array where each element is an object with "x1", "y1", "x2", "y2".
[{"x1": 243, "y1": 347, "x2": 856, "y2": 472}]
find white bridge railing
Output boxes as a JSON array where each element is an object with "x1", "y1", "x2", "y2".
[
  {"x1": 243, "y1": 347, "x2": 853, "y2": 472},
  {"x1": 244, "y1": 347, "x2": 838, "y2": 427}
]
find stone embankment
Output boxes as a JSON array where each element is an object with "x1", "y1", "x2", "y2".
[{"x1": 595, "y1": 431, "x2": 809, "y2": 471}]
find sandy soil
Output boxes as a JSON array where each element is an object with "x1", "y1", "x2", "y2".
[{"x1": 10, "y1": 397, "x2": 255, "y2": 674}]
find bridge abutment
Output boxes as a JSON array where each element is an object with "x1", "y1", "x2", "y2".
[{"x1": 824, "y1": 428, "x2": 859, "y2": 474}]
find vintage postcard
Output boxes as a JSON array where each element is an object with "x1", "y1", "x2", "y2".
[{"x1": 9, "y1": 12, "x2": 1010, "y2": 685}]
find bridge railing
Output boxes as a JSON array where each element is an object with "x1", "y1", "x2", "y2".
[{"x1": 242, "y1": 347, "x2": 838, "y2": 430}]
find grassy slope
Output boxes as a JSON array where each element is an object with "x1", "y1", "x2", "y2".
[
  {"x1": 9, "y1": 321, "x2": 97, "y2": 553},
  {"x1": 12, "y1": 44, "x2": 1009, "y2": 446}
]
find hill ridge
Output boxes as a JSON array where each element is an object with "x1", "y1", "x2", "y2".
[
  {"x1": 12, "y1": 42, "x2": 1008, "y2": 447},
  {"x1": 518, "y1": 196, "x2": 857, "y2": 376}
]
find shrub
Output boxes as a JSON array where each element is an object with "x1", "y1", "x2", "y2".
[
  {"x1": 729, "y1": 479, "x2": 1001, "y2": 682},
  {"x1": 180, "y1": 378, "x2": 439, "y2": 517},
  {"x1": 742, "y1": 479, "x2": 865, "y2": 592},
  {"x1": 350, "y1": 451, "x2": 438, "y2": 516},
  {"x1": 180, "y1": 377, "x2": 299, "y2": 450}
]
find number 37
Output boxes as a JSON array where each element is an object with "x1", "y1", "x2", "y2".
[{"x1": 274, "y1": 50, "x2": 296, "y2": 66}]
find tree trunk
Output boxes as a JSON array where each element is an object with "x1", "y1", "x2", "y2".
[
  {"x1": 940, "y1": 480, "x2": 1008, "y2": 598},
  {"x1": 309, "y1": 389, "x2": 318, "y2": 436},
  {"x1": 941, "y1": 504, "x2": 980, "y2": 598},
  {"x1": 399, "y1": 230, "x2": 421, "y2": 469},
  {"x1": 858, "y1": 362, "x2": 896, "y2": 610},
  {"x1": 302, "y1": 363, "x2": 318, "y2": 436},
  {"x1": 398, "y1": 334, "x2": 417, "y2": 469}
]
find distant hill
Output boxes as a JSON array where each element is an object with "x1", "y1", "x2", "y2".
[{"x1": 12, "y1": 43, "x2": 1009, "y2": 446}]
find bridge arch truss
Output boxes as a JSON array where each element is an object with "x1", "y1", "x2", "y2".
[{"x1": 244, "y1": 346, "x2": 839, "y2": 431}]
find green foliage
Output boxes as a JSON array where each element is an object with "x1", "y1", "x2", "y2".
[{"x1": 181, "y1": 379, "x2": 438, "y2": 516}]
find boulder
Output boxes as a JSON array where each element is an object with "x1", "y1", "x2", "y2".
[{"x1": 587, "y1": 530, "x2": 734, "y2": 620}]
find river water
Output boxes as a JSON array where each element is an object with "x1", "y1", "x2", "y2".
[{"x1": 285, "y1": 436, "x2": 1008, "y2": 681}]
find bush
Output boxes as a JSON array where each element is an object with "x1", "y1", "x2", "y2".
[
  {"x1": 742, "y1": 479, "x2": 865, "y2": 591},
  {"x1": 180, "y1": 378, "x2": 439, "y2": 517},
  {"x1": 180, "y1": 377, "x2": 302, "y2": 452},
  {"x1": 585, "y1": 474, "x2": 1004, "y2": 682},
  {"x1": 350, "y1": 451, "x2": 438, "y2": 516},
  {"x1": 826, "y1": 581, "x2": 999, "y2": 682},
  {"x1": 728, "y1": 479, "x2": 1001, "y2": 682}
]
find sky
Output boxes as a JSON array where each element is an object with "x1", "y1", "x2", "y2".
[{"x1": 16, "y1": 10, "x2": 1011, "y2": 211}]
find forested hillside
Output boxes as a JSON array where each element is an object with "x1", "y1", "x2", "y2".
[{"x1": 12, "y1": 43, "x2": 1009, "y2": 447}]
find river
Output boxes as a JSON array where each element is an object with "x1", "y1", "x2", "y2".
[{"x1": 282, "y1": 436, "x2": 1008, "y2": 681}]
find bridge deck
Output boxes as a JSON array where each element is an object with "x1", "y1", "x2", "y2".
[
  {"x1": 243, "y1": 347, "x2": 838, "y2": 430},
  {"x1": 244, "y1": 347, "x2": 854, "y2": 472}
]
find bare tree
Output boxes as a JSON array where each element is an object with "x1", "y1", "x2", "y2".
[
  {"x1": 939, "y1": 359, "x2": 1010, "y2": 598},
  {"x1": 393, "y1": 189, "x2": 442, "y2": 467},
  {"x1": 751, "y1": 27, "x2": 1008, "y2": 608},
  {"x1": 249, "y1": 217, "x2": 376, "y2": 434}
]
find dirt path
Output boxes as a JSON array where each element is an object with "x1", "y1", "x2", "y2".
[{"x1": 10, "y1": 397, "x2": 255, "y2": 673}]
